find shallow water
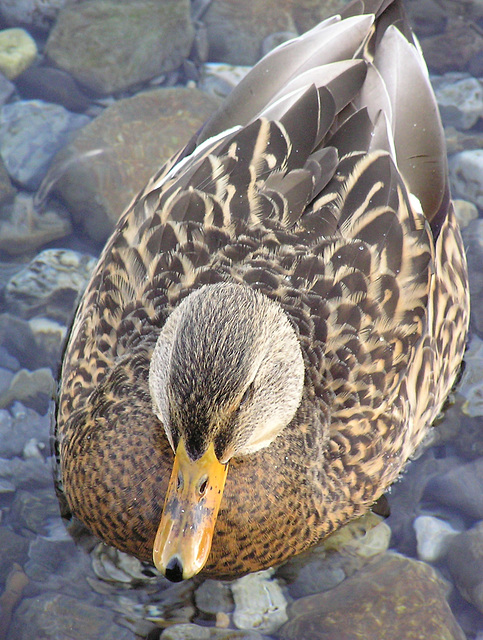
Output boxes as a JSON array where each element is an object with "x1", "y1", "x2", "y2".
[{"x1": 0, "y1": 1, "x2": 482, "y2": 639}]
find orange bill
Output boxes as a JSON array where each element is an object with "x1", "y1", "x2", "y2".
[{"x1": 153, "y1": 439, "x2": 229, "y2": 581}]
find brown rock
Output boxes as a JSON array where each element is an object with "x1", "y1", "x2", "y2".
[
  {"x1": 45, "y1": 0, "x2": 194, "y2": 94},
  {"x1": 421, "y1": 18, "x2": 483, "y2": 74},
  {"x1": 49, "y1": 87, "x2": 220, "y2": 242},
  {"x1": 203, "y1": 0, "x2": 297, "y2": 66},
  {"x1": 278, "y1": 553, "x2": 466, "y2": 640}
]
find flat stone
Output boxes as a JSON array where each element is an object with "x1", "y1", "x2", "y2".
[
  {"x1": 449, "y1": 149, "x2": 483, "y2": 210},
  {"x1": 0, "y1": 193, "x2": 71, "y2": 257},
  {"x1": 28, "y1": 317, "x2": 67, "y2": 370},
  {"x1": 0, "y1": 28, "x2": 37, "y2": 80},
  {"x1": 0, "y1": 403, "x2": 50, "y2": 458},
  {"x1": 4, "y1": 247, "x2": 96, "y2": 323},
  {"x1": 434, "y1": 74, "x2": 483, "y2": 130},
  {"x1": 8, "y1": 592, "x2": 133, "y2": 640},
  {"x1": 421, "y1": 18, "x2": 483, "y2": 74},
  {"x1": 0, "y1": 71, "x2": 14, "y2": 105},
  {"x1": 278, "y1": 513, "x2": 390, "y2": 598},
  {"x1": 203, "y1": 0, "x2": 296, "y2": 66},
  {"x1": 414, "y1": 515, "x2": 461, "y2": 563},
  {"x1": 279, "y1": 553, "x2": 466, "y2": 640},
  {"x1": 199, "y1": 63, "x2": 250, "y2": 99},
  {"x1": 231, "y1": 569, "x2": 287, "y2": 634},
  {"x1": 459, "y1": 334, "x2": 483, "y2": 418},
  {"x1": 161, "y1": 624, "x2": 266, "y2": 639},
  {"x1": 45, "y1": 0, "x2": 194, "y2": 95},
  {"x1": 447, "y1": 521, "x2": 483, "y2": 615},
  {"x1": 424, "y1": 458, "x2": 483, "y2": 521},
  {"x1": 195, "y1": 579, "x2": 234, "y2": 615},
  {"x1": 0, "y1": 528, "x2": 29, "y2": 586},
  {"x1": 0, "y1": 454, "x2": 53, "y2": 489},
  {"x1": 0, "y1": 100, "x2": 90, "y2": 190},
  {"x1": 15, "y1": 65, "x2": 91, "y2": 113},
  {"x1": 0, "y1": 313, "x2": 37, "y2": 370},
  {"x1": 0, "y1": 0, "x2": 79, "y2": 32},
  {"x1": 0, "y1": 367, "x2": 54, "y2": 412},
  {"x1": 49, "y1": 87, "x2": 220, "y2": 242},
  {"x1": 10, "y1": 488, "x2": 60, "y2": 536},
  {"x1": 453, "y1": 198, "x2": 478, "y2": 229}
]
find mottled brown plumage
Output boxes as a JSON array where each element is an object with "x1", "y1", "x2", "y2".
[{"x1": 56, "y1": 0, "x2": 469, "y2": 579}]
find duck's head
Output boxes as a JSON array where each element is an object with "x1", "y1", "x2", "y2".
[{"x1": 148, "y1": 282, "x2": 304, "y2": 581}]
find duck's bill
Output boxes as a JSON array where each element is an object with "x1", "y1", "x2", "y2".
[{"x1": 153, "y1": 439, "x2": 228, "y2": 581}]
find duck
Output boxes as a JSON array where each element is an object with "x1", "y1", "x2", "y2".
[{"x1": 55, "y1": 0, "x2": 469, "y2": 583}]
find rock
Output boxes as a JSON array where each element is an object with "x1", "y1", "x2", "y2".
[
  {"x1": 0, "y1": 72, "x2": 15, "y2": 105},
  {"x1": 459, "y1": 334, "x2": 483, "y2": 417},
  {"x1": 28, "y1": 317, "x2": 67, "y2": 370},
  {"x1": 0, "y1": 528, "x2": 29, "y2": 586},
  {"x1": 0, "y1": 313, "x2": 37, "y2": 370},
  {"x1": 447, "y1": 521, "x2": 483, "y2": 615},
  {"x1": 453, "y1": 198, "x2": 478, "y2": 229},
  {"x1": 199, "y1": 63, "x2": 251, "y2": 99},
  {"x1": 463, "y1": 223, "x2": 483, "y2": 337},
  {"x1": 0, "y1": 154, "x2": 14, "y2": 204},
  {"x1": 278, "y1": 513, "x2": 391, "y2": 598},
  {"x1": 424, "y1": 458, "x2": 483, "y2": 521},
  {"x1": 449, "y1": 150, "x2": 483, "y2": 210},
  {"x1": 49, "y1": 88, "x2": 220, "y2": 242},
  {"x1": 15, "y1": 66, "x2": 91, "y2": 113},
  {"x1": 0, "y1": 367, "x2": 54, "y2": 412},
  {"x1": 0, "y1": 100, "x2": 90, "y2": 190},
  {"x1": 290, "y1": 1, "x2": 353, "y2": 34},
  {"x1": 203, "y1": 0, "x2": 296, "y2": 66},
  {"x1": 0, "y1": 563, "x2": 29, "y2": 638},
  {"x1": 0, "y1": 28, "x2": 37, "y2": 80},
  {"x1": 231, "y1": 569, "x2": 287, "y2": 634},
  {"x1": 0, "y1": 403, "x2": 50, "y2": 458},
  {"x1": 4, "y1": 248, "x2": 96, "y2": 323},
  {"x1": 45, "y1": 0, "x2": 194, "y2": 95},
  {"x1": 161, "y1": 625, "x2": 266, "y2": 639},
  {"x1": 0, "y1": 455, "x2": 53, "y2": 489},
  {"x1": 406, "y1": 0, "x2": 447, "y2": 37},
  {"x1": 278, "y1": 553, "x2": 466, "y2": 640},
  {"x1": 0, "y1": 0, "x2": 79, "y2": 32},
  {"x1": 421, "y1": 18, "x2": 483, "y2": 74},
  {"x1": 414, "y1": 515, "x2": 461, "y2": 563},
  {"x1": 196, "y1": 579, "x2": 234, "y2": 615},
  {"x1": 8, "y1": 592, "x2": 133, "y2": 640},
  {"x1": 445, "y1": 126, "x2": 483, "y2": 156},
  {"x1": 433, "y1": 74, "x2": 483, "y2": 130},
  {"x1": 10, "y1": 488, "x2": 60, "y2": 537},
  {"x1": 0, "y1": 193, "x2": 71, "y2": 257}
]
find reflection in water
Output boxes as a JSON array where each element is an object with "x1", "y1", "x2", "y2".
[{"x1": 0, "y1": 0, "x2": 482, "y2": 638}]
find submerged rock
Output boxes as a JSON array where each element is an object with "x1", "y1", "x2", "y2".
[
  {"x1": 0, "y1": 28, "x2": 37, "y2": 80},
  {"x1": 414, "y1": 515, "x2": 461, "y2": 563},
  {"x1": 450, "y1": 150, "x2": 483, "y2": 210},
  {"x1": 45, "y1": 0, "x2": 194, "y2": 94},
  {"x1": 278, "y1": 553, "x2": 466, "y2": 640},
  {"x1": 0, "y1": 0, "x2": 79, "y2": 32},
  {"x1": 203, "y1": 0, "x2": 296, "y2": 66},
  {"x1": 433, "y1": 74, "x2": 483, "y2": 130},
  {"x1": 0, "y1": 100, "x2": 90, "y2": 190},
  {"x1": 49, "y1": 88, "x2": 219, "y2": 242},
  {"x1": 4, "y1": 247, "x2": 96, "y2": 323},
  {"x1": 424, "y1": 458, "x2": 483, "y2": 521},
  {"x1": 447, "y1": 521, "x2": 483, "y2": 616},
  {"x1": 231, "y1": 569, "x2": 287, "y2": 634},
  {"x1": 8, "y1": 592, "x2": 133, "y2": 640},
  {"x1": 0, "y1": 194, "x2": 71, "y2": 257}
]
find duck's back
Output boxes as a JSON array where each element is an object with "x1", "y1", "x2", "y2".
[{"x1": 56, "y1": 0, "x2": 469, "y2": 577}]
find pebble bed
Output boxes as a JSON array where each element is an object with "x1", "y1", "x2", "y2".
[{"x1": 0, "y1": 1, "x2": 482, "y2": 639}]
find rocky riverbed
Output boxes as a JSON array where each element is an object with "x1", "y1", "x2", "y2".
[{"x1": 0, "y1": 1, "x2": 482, "y2": 639}]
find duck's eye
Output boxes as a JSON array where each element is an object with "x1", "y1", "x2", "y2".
[{"x1": 197, "y1": 475, "x2": 208, "y2": 497}]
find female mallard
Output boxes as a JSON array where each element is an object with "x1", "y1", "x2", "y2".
[{"x1": 56, "y1": 0, "x2": 469, "y2": 583}]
